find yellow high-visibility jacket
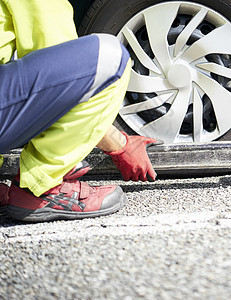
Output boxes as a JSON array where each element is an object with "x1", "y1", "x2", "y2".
[{"x1": 0, "y1": 0, "x2": 77, "y2": 63}]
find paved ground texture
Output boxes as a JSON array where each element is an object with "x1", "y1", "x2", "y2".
[{"x1": 1, "y1": 174, "x2": 231, "y2": 300}]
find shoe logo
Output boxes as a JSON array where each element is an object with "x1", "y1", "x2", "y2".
[{"x1": 42, "y1": 192, "x2": 86, "y2": 211}]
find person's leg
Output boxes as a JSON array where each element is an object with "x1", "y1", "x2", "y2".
[
  {"x1": 0, "y1": 34, "x2": 129, "y2": 151},
  {"x1": 0, "y1": 34, "x2": 130, "y2": 196},
  {"x1": 20, "y1": 59, "x2": 131, "y2": 196},
  {"x1": 3, "y1": 34, "x2": 131, "y2": 222}
]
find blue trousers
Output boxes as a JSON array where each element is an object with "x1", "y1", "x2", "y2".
[{"x1": 0, "y1": 34, "x2": 129, "y2": 153}]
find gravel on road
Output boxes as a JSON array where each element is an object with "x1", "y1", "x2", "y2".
[{"x1": 1, "y1": 175, "x2": 231, "y2": 300}]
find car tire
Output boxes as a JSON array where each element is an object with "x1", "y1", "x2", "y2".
[{"x1": 79, "y1": 0, "x2": 231, "y2": 144}]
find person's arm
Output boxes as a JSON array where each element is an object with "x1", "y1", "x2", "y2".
[
  {"x1": 97, "y1": 125, "x2": 126, "y2": 152},
  {"x1": 98, "y1": 125, "x2": 160, "y2": 182}
]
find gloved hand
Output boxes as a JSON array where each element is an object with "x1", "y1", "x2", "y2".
[{"x1": 104, "y1": 131, "x2": 161, "y2": 182}]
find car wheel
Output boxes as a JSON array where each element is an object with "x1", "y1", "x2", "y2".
[{"x1": 79, "y1": 0, "x2": 231, "y2": 144}]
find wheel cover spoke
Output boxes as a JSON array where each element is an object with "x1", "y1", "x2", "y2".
[
  {"x1": 143, "y1": 3, "x2": 180, "y2": 73},
  {"x1": 174, "y1": 7, "x2": 208, "y2": 57},
  {"x1": 181, "y1": 23, "x2": 231, "y2": 62},
  {"x1": 195, "y1": 72, "x2": 231, "y2": 134},
  {"x1": 128, "y1": 69, "x2": 169, "y2": 93},
  {"x1": 193, "y1": 87, "x2": 203, "y2": 142},
  {"x1": 120, "y1": 92, "x2": 174, "y2": 114},
  {"x1": 196, "y1": 62, "x2": 231, "y2": 79},
  {"x1": 141, "y1": 87, "x2": 191, "y2": 143},
  {"x1": 121, "y1": 26, "x2": 161, "y2": 74}
]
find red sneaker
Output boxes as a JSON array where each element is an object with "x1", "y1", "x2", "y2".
[
  {"x1": 63, "y1": 161, "x2": 90, "y2": 181},
  {"x1": 0, "y1": 183, "x2": 9, "y2": 213},
  {"x1": 6, "y1": 175, "x2": 127, "y2": 222}
]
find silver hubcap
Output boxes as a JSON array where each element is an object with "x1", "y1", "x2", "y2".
[{"x1": 118, "y1": 2, "x2": 231, "y2": 143}]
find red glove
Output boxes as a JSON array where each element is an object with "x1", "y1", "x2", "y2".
[{"x1": 104, "y1": 132, "x2": 160, "y2": 182}]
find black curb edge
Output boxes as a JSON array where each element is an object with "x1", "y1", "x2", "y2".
[{"x1": 1, "y1": 142, "x2": 230, "y2": 179}]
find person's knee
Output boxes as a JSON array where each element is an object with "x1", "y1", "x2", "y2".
[
  {"x1": 78, "y1": 34, "x2": 130, "y2": 104},
  {"x1": 94, "y1": 34, "x2": 130, "y2": 85}
]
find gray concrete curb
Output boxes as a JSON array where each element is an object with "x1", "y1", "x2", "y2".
[{"x1": 1, "y1": 142, "x2": 231, "y2": 178}]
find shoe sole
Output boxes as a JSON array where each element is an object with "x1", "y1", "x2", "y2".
[
  {"x1": 6, "y1": 190, "x2": 127, "y2": 223},
  {"x1": 0, "y1": 206, "x2": 6, "y2": 215}
]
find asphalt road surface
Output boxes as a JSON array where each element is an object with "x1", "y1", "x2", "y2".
[{"x1": 1, "y1": 174, "x2": 231, "y2": 300}]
